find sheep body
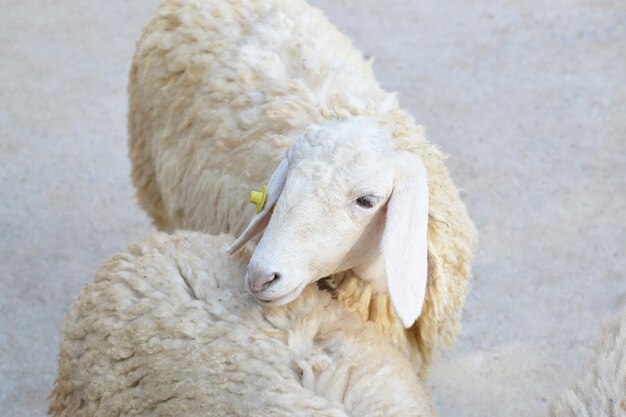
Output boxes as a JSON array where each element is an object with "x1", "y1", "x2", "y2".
[
  {"x1": 49, "y1": 232, "x2": 437, "y2": 417},
  {"x1": 129, "y1": 0, "x2": 477, "y2": 372},
  {"x1": 129, "y1": 0, "x2": 388, "y2": 234},
  {"x1": 547, "y1": 309, "x2": 626, "y2": 417}
]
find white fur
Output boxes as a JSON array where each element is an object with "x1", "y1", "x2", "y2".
[
  {"x1": 547, "y1": 308, "x2": 626, "y2": 417},
  {"x1": 49, "y1": 232, "x2": 438, "y2": 417}
]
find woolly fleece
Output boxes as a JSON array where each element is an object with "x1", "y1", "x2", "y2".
[
  {"x1": 547, "y1": 309, "x2": 626, "y2": 417},
  {"x1": 48, "y1": 232, "x2": 436, "y2": 417}
]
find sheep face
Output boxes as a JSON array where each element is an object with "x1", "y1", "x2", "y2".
[{"x1": 234, "y1": 117, "x2": 429, "y2": 327}]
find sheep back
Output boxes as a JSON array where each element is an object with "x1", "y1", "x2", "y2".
[{"x1": 49, "y1": 232, "x2": 436, "y2": 417}]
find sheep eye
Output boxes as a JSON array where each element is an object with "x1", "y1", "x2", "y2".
[{"x1": 356, "y1": 195, "x2": 377, "y2": 209}]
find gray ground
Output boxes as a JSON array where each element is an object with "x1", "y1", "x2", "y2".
[{"x1": 1, "y1": 0, "x2": 624, "y2": 416}]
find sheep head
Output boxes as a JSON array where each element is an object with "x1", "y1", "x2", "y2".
[{"x1": 230, "y1": 117, "x2": 429, "y2": 328}]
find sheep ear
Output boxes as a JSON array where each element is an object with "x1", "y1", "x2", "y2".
[
  {"x1": 228, "y1": 158, "x2": 289, "y2": 254},
  {"x1": 382, "y1": 157, "x2": 429, "y2": 328}
]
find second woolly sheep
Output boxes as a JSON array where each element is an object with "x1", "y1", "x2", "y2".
[
  {"x1": 49, "y1": 232, "x2": 438, "y2": 417},
  {"x1": 547, "y1": 308, "x2": 626, "y2": 417}
]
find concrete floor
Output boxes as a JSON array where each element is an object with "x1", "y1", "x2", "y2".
[{"x1": 1, "y1": 0, "x2": 624, "y2": 416}]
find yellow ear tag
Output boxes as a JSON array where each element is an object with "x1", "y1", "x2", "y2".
[{"x1": 249, "y1": 185, "x2": 267, "y2": 214}]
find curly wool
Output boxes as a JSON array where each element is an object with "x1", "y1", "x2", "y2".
[
  {"x1": 547, "y1": 309, "x2": 626, "y2": 417},
  {"x1": 128, "y1": 0, "x2": 477, "y2": 374},
  {"x1": 48, "y1": 232, "x2": 437, "y2": 417}
]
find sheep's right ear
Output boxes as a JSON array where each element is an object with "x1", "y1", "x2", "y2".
[
  {"x1": 228, "y1": 158, "x2": 289, "y2": 254},
  {"x1": 382, "y1": 156, "x2": 429, "y2": 328}
]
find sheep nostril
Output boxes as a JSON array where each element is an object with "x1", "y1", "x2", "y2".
[
  {"x1": 263, "y1": 273, "x2": 280, "y2": 290},
  {"x1": 251, "y1": 272, "x2": 281, "y2": 293}
]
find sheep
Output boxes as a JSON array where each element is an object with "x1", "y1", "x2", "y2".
[
  {"x1": 128, "y1": 0, "x2": 477, "y2": 373},
  {"x1": 48, "y1": 232, "x2": 438, "y2": 417},
  {"x1": 547, "y1": 308, "x2": 626, "y2": 417}
]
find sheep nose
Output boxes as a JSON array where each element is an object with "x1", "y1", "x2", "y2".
[{"x1": 249, "y1": 271, "x2": 281, "y2": 294}]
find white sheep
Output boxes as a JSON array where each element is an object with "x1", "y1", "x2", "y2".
[
  {"x1": 128, "y1": 0, "x2": 477, "y2": 373},
  {"x1": 547, "y1": 308, "x2": 626, "y2": 417},
  {"x1": 49, "y1": 232, "x2": 438, "y2": 417}
]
